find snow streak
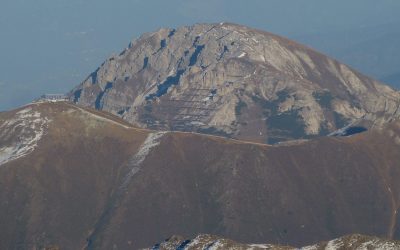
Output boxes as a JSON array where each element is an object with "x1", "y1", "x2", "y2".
[{"x1": 120, "y1": 131, "x2": 166, "y2": 189}]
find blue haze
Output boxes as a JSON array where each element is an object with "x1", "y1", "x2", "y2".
[{"x1": 1, "y1": 0, "x2": 400, "y2": 111}]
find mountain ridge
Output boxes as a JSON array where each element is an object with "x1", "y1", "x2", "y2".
[
  {"x1": 2, "y1": 102, "x2": 400, "y2": 249},
  {"x1": 144, "y1": 233, "x2": 400, "y2": 250}
]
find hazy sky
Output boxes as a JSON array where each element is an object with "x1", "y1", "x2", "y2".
[{"x1": 1, "y1": 0, "x2": 400, "y2": 111}]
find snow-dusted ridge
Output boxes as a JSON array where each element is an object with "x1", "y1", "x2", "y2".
[
  {"x1": 0, "y1": 107, "x2": 51, "y2": 166},
  {"x1": 145, "y1": 234, "x2": 400, "y2": 250},
  {"x1": 301, "y1": 235, "x2": 400, "y2": 250}
]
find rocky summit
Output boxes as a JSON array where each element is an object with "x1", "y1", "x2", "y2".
[{"x1": 70, "y1": 23, "x2": 400, "y2": 143}]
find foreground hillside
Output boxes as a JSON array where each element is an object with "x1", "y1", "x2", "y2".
[
  {"x1": 70, "y1": 23, "x2": 400, "y2": 143},
  {"x1": 1, "y1": 102, "x2": 400, "y2": 249}
]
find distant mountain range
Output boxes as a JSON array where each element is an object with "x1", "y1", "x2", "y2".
[{"x1": 69, "y1": 23, "x2": 400, "y2": 144}]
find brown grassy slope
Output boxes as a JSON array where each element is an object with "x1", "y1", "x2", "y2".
[
  {"x1": 1, "y1": 102, "x2": 400, "y2": 249},
  {"x1": 91, "y1": 125, "x2": 400, "y2": 249},
  {"x1": 0, "y1": 102, "x2": 149, "y2": 249}
]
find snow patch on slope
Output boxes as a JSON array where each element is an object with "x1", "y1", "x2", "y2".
[
  {"x1": 120, "y1": 131, "x2": 166, "y2": 188},
  {"x1": 238, "y1": 52, "x2": 246, "y2": 58},
  {"x1": 325, "y1": 238, "x2": 345, "y2": 250},
  {"x1": 206, "y1": 240, "x2": 224, "y2": 250},
  {"x1": 248, "y1": 243, "x2": 273, "y2": 249},
  {"x1": 358, "y1": 240, "x2": 398, "y2": 250},
  {"x1": 301, "y1": 236, "x2": 399, "y2": 250},
  {"x1": 185, "y1": 237, "x2": 201, "y2": 248},
  {"x1": 0, "y1": 107, "x2": 51, "y2": 166}
]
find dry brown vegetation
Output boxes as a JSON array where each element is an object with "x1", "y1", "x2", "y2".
[{"x1": 1, "y1": 102, "x2": 400, "y2": 249}]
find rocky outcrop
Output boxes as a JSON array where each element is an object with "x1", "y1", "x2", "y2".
[
  {"x1": 144, "y1": 234, "x2": 292, "y2": 250},
  {"x1": 70, "y1": 23, "x2": 400, "y2": 143},
  {"x1": 303, "y1": 234, "x2": 400, "y2": 250},
  {"x1": 144, "y1": 234, "x2": 400, "y2": 250}
]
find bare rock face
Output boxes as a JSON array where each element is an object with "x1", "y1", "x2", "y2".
[{"x1": 70, "y1": 23, "x2": 400, "y2": 143}]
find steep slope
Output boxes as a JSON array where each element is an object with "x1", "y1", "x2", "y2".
[
  {"x1": 2, "y1": 102, "x2": 400, "y2": 249},
  {"x1": 70, "y1": 23, "x2": 400, "y2": 143},
  {"x1": 144, "y1": 234, "x2": 400, "y2": 250}
]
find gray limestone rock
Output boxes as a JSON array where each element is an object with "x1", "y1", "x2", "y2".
[{"x1": 69, "y1": 23, "x2": 400, "y2": 144}]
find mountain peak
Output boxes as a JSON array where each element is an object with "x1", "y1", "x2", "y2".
[{"x1": 69, "y1": 23, "x2": 400, "y2": 144}]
